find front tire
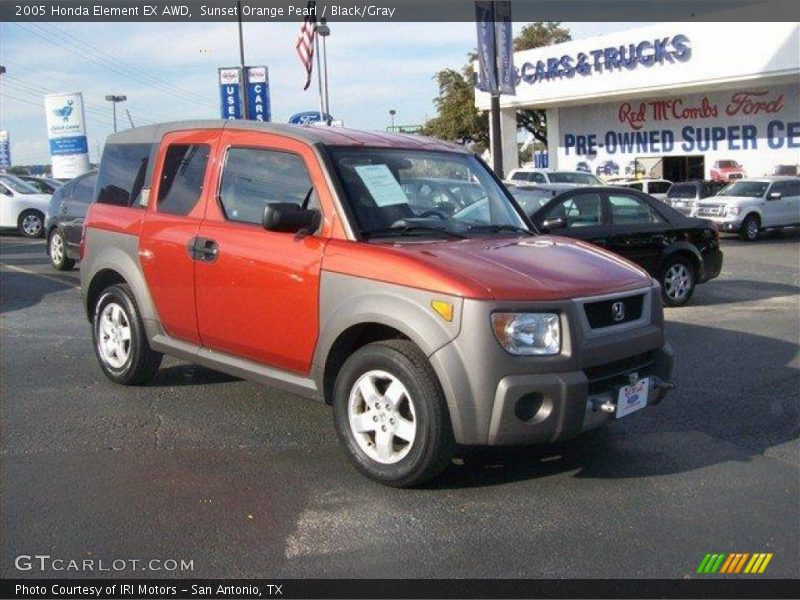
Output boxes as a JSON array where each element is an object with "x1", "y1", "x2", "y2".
[
  {"x1": 660, "y1": 257, "x2": 696, "y2": 307},
  {"x1": 18, "y1": 210, "x2": 44, "y2": 238},
  {"x1": 333, "y1": 339, "x2": 455, "y2": 487},
  {"x1": 739, "y1": 214, "x2": 760, "y2": 241},
  {"x1": 92, "y1": 284, "x2": 162, "y2": 385},
  {"x1": 49, "y1": 229, "x2": 75, "y2": 270}
]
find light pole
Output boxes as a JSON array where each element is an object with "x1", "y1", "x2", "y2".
[
  {"x1": 104, "y1": 95, "x2": 127, "y2": 132},
  {"x1": 315, "y1": 18, "x2": 331, "y2": 123},
  {"x1": 389, "y1": 109, "x2": 396, "y2": 130}
]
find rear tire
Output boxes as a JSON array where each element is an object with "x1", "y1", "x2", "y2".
[
  {"x1": 49, "y1": 229, "x2": 75, "y2": 270},
  {"x1": 659, "y1": 257, "x2": 696, "y2": 307},
  {"x1": 739, "y1": 214, "x2": 760, "y2": 241},
  {"x1": 18, "y1": 210, "x2": 44, "y2": 238},
  {"x1": 92, "y1": 284, "x2": 162, "y2": 385},
  {"x1": 332, "y1": 339, "x2": 455, "y2": 487}
]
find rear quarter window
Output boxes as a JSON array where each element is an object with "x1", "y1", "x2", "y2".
[{"x1": 95, "y1": 143, "x2": 153, "y2": 207}]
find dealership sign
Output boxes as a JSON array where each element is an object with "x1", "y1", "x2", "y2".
[
  {"x1": 245, "y1": 66, "x2": 271, "y2": 122},
  {"x1": 558, "y1": 83, "x2": 799, "y2": 180},
  {"x1": 44, "y1": 92, "x2": 91, "y2": 179},
  {"x1": 515, "y1": 34, "x2": 690, "y2": 86},
  {"x1": 0, "y1": 130, "x2": 10, "y2": 169},
  {"x1": 218, "y1": 68, "x2": 243, "y2": 120}
]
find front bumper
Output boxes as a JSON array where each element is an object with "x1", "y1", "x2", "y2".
[{"x1": 429, "y1": 284, "x2": 675, "y2": 446}]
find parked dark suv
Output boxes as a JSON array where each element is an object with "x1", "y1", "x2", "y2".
[
  {"x1": 664, "y1": 180, "x2": 725, "y2": 216},
  {"x1": 45, "y1": 170, "x2": 97, "y2": 270}
]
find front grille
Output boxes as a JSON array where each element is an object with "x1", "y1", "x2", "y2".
[
  {"x1": 583, "y1": 294, "x2": 644, "y2": 329},
  {"x1": 696, "y1": 204, "x2": 726, "y2": 217},
  {"x1": 585, "y1": 351, "x2": 656, "y2": 393}
]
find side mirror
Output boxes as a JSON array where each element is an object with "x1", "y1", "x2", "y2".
[
  {"x1": 263, "y1": 202, "x2": 321, "y2": 234},
  {"x1": 541, "y1": 216, "x2": 566, "y2": 230},
  {"x1": 768, "y1": 192, "x2": 782, "y2": 201}
]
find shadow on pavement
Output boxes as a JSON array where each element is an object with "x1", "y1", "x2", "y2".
[
  {"x1": 0, "y1": 270, "x2": 77, "y2": 314},
  {"x1": 428, "y1": 320, "x2": 798, "y2": 489},
  {"x1": 691, "y1": 279, "x2": 799, "y2": 306}
]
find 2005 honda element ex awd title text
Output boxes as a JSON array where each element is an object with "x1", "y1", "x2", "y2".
[{"x1": 81, "y1": 121, "x2": 675, "y2": 486}]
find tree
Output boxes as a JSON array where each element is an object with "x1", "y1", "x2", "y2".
[
  {"x1": 420, "y1": 65, "x2": 488, "y2": 153},
  {"x1": 422, "y1": 22, "x2": 571, "y2": 152}
]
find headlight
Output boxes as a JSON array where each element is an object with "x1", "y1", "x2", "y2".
[
  {"x1": 491, "y1": 313, "x2": 561, "y2": 355},
  {"x1": 726, "y1": 205, "x2": 741, "y2": 216}
]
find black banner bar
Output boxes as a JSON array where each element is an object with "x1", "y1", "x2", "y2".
[
  {"x1": 1, "y1": 0, "x2": 800, "y2": 22},
  {"x1": 2, "y1": 579, "x2": 799, "y2": 599}
]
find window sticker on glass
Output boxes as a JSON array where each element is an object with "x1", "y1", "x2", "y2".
[{"x1": 354, "y1": 164, "x2": 409, "y2": 207}]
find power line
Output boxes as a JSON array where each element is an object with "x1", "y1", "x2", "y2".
[
  {"x1": 37, "y1": 22, "x2": 217, "y2": 108},
  {"x1": 11, "y1": 22, "x2": 217, "y2": 113}
]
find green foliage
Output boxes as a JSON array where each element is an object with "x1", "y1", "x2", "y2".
[
  {"x1": 420, "y1": 65, "x2": 488, "y2": 153},
  {"x1": 514, "y1": 22, "x2": 571, "y2": 52}
]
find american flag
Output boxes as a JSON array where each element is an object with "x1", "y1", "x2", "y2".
[{"x1": 295, "y1": 1, "x2": 316, "y2": 90}]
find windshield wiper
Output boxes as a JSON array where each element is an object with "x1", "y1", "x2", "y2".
[
  {"x1": 467, "y1": 224, "x2": 531, "y2": 235},
  {"x1": 364, "y1": 225, "x2": 466, "y2": 239}
]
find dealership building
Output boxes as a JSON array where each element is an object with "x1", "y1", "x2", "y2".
[{"x1": 476, "y1": 22, "x2": 800, "y2": 182}]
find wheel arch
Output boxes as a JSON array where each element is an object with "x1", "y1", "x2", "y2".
[{"x1": 658, "y1": 242, "x2": 702, "y2": 277}]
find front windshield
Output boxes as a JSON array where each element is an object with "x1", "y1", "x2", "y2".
[
  {"x1": 667, "y1": 184, "x2": 697, "y2": 199},
  {"x1": 0, "y1": 175, "x2": 39, "y2": 194},
  {"x1": 719, "y1": 181, "x2": 768, "y2": 198},
  {"x1": 329, "y1": 148, "x2": 529, "y2": 239},
  {"x1": 548, "y1": 172, "x2": 603, "y2": 185}
]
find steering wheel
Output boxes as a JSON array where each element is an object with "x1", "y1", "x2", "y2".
[{"x1": 417, "y1": 210, "x2": 448, "y2": 219}]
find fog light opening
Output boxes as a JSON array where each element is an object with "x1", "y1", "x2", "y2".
[{"x1": 514, "y1": 392, "x2": 551, "y2": 423}]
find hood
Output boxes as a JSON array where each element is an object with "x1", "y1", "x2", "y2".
[{"x1": 324, "y1": 236, "x2": 652, "y2": 301}]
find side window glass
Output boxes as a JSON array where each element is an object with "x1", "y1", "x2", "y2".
[
  {"x1": 532, "y1": 173, "x2": 546, "y2": 183},
  {"x1": 608, "y1": 194, "x2": 663, "y2": 224},
  {"x1": 769, "y1": 182, "x2": 785, "y2": 197},
  {"x1": 157, "y1": 144, "x2": 210, "y2": 216},
  {"x1": 547, "y1": 193, "x2": 603, "y2": 227},
  {"x1": 73, "y1": 175, "x2": 97, "y2": 204},
  {"x1": 219, "y1": 148, "x2": 316, "y2": 226},
  {"x1": 785, "y1": 181, "x2": 800, "y2": 196},
  {"x1": 96, "y1": 143, "x2": 153, "y2": 207},
  {"x1": 649, "y1": 181, "x2": 671, "y2": 194}
]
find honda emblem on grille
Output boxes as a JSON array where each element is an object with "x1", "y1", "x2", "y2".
[{"x1": 611, "y1": 301, "x2": 626, "y2": 322}]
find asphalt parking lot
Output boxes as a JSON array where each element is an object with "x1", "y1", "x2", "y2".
[{"x1": 1, "y1": 231, "x2": 798, "y2": 579}]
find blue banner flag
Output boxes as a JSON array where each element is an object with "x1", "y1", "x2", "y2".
[
  {"x1": 494, "y1": 1, "x2": 516, "y2": 95},
  {"x1": 474, "y1": 1, "x2": 498, "y2": 94}
]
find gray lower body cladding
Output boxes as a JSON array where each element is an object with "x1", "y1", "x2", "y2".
[{"x1": 429, "y1": 285, "x2": 672, "y2": 445}]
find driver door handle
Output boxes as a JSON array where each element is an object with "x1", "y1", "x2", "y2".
[{"x1": 187, "y1": 237, "x2": 219, "y2": 262}]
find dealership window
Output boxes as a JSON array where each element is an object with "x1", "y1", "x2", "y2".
[
  {"x1": 157, "y1": 144, "x2": 210, "y2": 216},
  {"x1": 96, "y1": 143, "x2": 153, "y2": 207},
  {"x1": 546, "y1": 193, "x2": 603, "y2": 227},
  {"x1": 608, "y1": 194, "x2": 664, "y2": 225},
  {"x1": 219, "y1": 148, "x2": 316, "y2": 226}
]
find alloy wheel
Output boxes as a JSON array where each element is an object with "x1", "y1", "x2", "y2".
[
  {"x1": 664, "y1": 263, "x2": 692, "y2": 302},
  {"x1": 97, "y1": 302, "x2": 132, "y2": 369},
  {"x1": 348, "y1": 369, "x2": 417, "y2": 464}
]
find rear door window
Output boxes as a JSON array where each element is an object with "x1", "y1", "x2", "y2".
[
  {"x1": 73, "y1": 174, "x2": 97, "y2": 205},
  {"x1": 219, "y1": 147, "x2": 315, "y2": 226},
  {"x1": 96, "y1": 143, "x2": 153, "y2": 207},
  {"x1": 608, "y1": 193, "x2": 664, "y2": 224},
  {"x1": 157, "y1": 144, "x2": 210, "y2": 216}
]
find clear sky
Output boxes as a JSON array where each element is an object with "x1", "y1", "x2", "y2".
[{"x1": 0, "y1": 21, "x2": 645, "y2": 165}]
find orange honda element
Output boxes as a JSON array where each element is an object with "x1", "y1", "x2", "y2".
[{"x1": 82, "y1": 121, "x2": 674, "y2": 487}]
